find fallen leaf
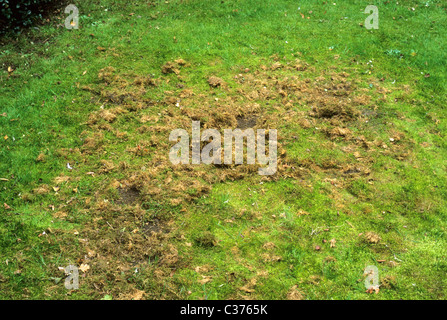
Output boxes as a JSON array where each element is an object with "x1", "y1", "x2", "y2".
[
  {"x1": 239, "y1": 286, "x2": 255, "y2": 293},
  {"x1": 287, "y1": 285, "x2": 305, "y2": 300},
  {"x1": 4, "y1": 203, "x2": 11, "y2": 210},
  {"x1": 366, "y1": 287, "x2": 380, "y2": 294},
  {"x1": 194, "y1": 265, "x2": 210, "y2": 273},
  {"x1": 130, "y1": 289, "x2": 145, "y2": 300},
  {"x1": 330, "y1": 239, "x2": 336, "y2": 248},
  {"x1": 79, "y1": 263, "x2": 90, "y2": 273},
  {"x1": 87, "y1": 249, "x2": 96, "y2": 258},
  {"x1": 198, "y1": 275, "x2": 212, "y2": 284},
  {"x1": 53, "y1": 211, "x2": 67, "y2": 219}
]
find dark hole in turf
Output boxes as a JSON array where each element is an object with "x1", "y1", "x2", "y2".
[
  {"x1": 236, "y1": 114, "x2": 258, "y2": 129},
  {"x1": 117, "y1": 187, "x2": 140, "y2": 205}
]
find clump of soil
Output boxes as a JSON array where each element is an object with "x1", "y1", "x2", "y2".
[
  {"x1": 134, "y1": 76, "x2": 158, "y2": 87},
  {"x1": 208, "y1": 76, "x2": 225, "y2": 87},
  {"x1": 364, "y1": 232, "x2": 381, "y2": 244},
  {"x1": 161, "y1": 60, "x2": 187, "y2": 75},
  {"x1": 174, "y1": 58, "x2": 187, "y2": 65},
  {"x1": 262, "y1": 242, "x2": 276, "y2": 250},
  {"x1": 36, "y1": 153, "x2": 45, "y2": 162},
  {"x1": 33, "y1": 184, "x2": 50, "y2": 195},
  {"x1": 98, "y1": 66, "x2": 118, "y2": 83},
  {"x1": 99, "y1": 160, "x2": 116, "y2": 173},
  {"x1": 270, "y1": 62, "x2": 282, "y2": 70},
  {"x1": 297, "y1": 118, "x2": 312, "y2": 129},
  {"x1": 142, "y1": 219, "x2": 163, "y2": 235},
  {"x1": 312, "y1": 103, "x2": 359, "y2": 121},
  {"x1": 195, "y1": 231, "x2": 217, "y2": 247},
  {"x1": 381, "y1": 275, "x2": 397, "y2": 289},
  {"x1": 329, "y1": 127, "x2": 352, "y2": 138}
]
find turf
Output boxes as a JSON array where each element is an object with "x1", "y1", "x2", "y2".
[{"x1": 0, "y1": 0, "x2": 446, "y2": 300}]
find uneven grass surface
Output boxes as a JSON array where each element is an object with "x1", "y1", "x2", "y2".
[{"x1": 0, "y1": 0, "x2": 446, "y2": 299}]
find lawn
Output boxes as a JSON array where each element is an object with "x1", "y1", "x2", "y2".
[{"x1": 0, "y1": 0, "x2": 446, "y2": 300}]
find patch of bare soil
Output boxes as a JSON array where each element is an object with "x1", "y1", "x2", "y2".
[
  {"x1": 117, "y1": 187, "x2": 140, "y2": 205},
  {"x1": 237, "y1": 114, "x2": 258, "y2": 129}
]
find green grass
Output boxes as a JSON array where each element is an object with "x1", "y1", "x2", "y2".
[{"x1": 0, "y1": 0, "x2": 446, "y2": 299}]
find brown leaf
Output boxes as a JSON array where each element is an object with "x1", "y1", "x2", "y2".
[
  {"x1": 198, "y1": 275, "x2": 212, "y2": 284},
  {"x1": 366, "y1": 287, "x2": 380, "y2": 294},
  {"x1": 330, "y1": 239, "x2": 336, "y2": 248},
  {"x1": 239, "y1": 286, "x2": 255, "y2": 293},
  {"x1": 79, "y1": 263, "x2": 90, "y2": 273},
  {"x1": 130, "y1": 289, "x2": 145, "y2": 300}
]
